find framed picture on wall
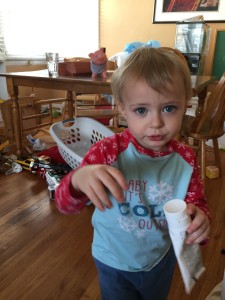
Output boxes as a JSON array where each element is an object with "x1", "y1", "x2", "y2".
[{"x1": 153, "y1": 0, "x2": 225, "y2": 23}]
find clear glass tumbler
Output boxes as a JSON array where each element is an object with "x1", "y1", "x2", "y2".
[{"x1": 45, "y1": 52, "x2": 59, "y2": 77}]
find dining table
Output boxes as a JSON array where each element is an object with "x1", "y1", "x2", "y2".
[{"x1": 0, "y1": 69, "x2": 216, "y2": 158}]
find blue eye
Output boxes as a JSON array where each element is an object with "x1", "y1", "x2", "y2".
[
  {"x1": 163, "y1": 105, "x2": 176, "y2": 113},
  {"x1": 135, "y1": 107, "x2": 147, "y2": 115}
]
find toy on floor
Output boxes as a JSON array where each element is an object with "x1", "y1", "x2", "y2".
[
  {"x1": 0, "y1": 157, "x2": 22, "y2": 175},
  {"x1": 206, "y1": 166, "x2": 220, "y2": 179},
  {"x1": 37, "y1": 146, "x2": 66, "y2": 164},
  {"x1": 0, "y1": 140, "x2": 9, "y2": 152},
  {"x1": 45, "y1": 169, "x2": 66, "y2": 200},
  {"x1": 0, "y1": 141, "x2": 21, "y2": 175},
  {"x1": 26, "y1": 134, "x2": 46, "y2": 151},
  {"x1": 30, "y1": 156, "x2": 71, "y2": 177},
  {"x1": 88, "y1": 48, "x2": 107, "y2": 79},
  {"x1": 33, "y1": 139, "x2": 46, "y2": 151},
  {"x1": 26, "y1": 134, "x2": 38, "y2": 145},
  {"x1": 16, "y1": 155, "x2": 71, "y2": 178}
]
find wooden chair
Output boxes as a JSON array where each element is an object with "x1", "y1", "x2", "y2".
[
  {"x1": 19, "y1": 97, "x2": 68, "y2": 136},
  {"x1": 182, "y1": 72, "x2": 225, "y2": 179},
  {"x1": 0, "y1": 96, "x2": 69, "y2": 154}
]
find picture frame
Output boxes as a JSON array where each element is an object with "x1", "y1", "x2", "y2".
[{"x1": 153, "y1": 0, "x2": 225, "y2": 23}]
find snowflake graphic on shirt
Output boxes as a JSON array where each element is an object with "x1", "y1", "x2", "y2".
[
  {"x1": 118, "y1": 216, "x2": 145, "y2": 238},
  {"x1": 148, "y1": 181, "x2": 173, "y2": 205}
]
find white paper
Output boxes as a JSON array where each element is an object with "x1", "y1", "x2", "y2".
[{"x1": 163, "y1": 199, "x2": 205, "y2": 294}]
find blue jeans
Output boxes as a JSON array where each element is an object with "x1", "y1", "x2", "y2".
[{"x1": 94, "y1": 247, "x2": 176, "y2": 300}]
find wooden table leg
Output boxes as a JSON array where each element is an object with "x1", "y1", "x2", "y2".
[{"x1": 6, "y1": 78, "x2": 23, "y2": 158}]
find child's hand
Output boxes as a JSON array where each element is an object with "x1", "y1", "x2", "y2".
[
  {"x1": 71, "y1": 165, "x2": 128, "y2": 211},
  {"x1": 185, "y1": 203, "x2": 210, "y2": 245}
]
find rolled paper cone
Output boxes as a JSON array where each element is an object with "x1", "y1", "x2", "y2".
[
  {"x1": 163, "y1": 199, "x2": 191, "y2": 229},
  {"x1": 164, "y1": 199, "x2": 205, "y2": 294}
]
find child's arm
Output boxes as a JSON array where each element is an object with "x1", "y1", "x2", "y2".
[
  {"x1": 55, "y1": 134, "x2": 128, "y2": 214},
  {"x1": 54, "y1": 164, "x2": 128, "y2": 214},
  {"x1": 54, "y1": 169, "x2": 89, "y2": 214}
]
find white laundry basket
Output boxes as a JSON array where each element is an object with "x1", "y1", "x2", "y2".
[{"x1": 50, "y1": 117, "x2": 114, "y2": 169}]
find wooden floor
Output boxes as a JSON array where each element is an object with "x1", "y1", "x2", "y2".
[{"x1": 0, "y1": 146, "x2": 225, "y2": 299}]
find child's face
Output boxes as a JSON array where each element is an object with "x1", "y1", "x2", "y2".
[{"x1": 119, "y1": 74, "x2": 187, "y2": 152}]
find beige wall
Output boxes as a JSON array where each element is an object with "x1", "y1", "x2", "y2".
[{"x1": 100, "y1": 0, "x2": 225, "y2": 75}]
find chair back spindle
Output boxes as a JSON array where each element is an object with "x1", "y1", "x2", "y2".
[{"x1": 182, "y1": 72, "x2": 225, "y2": 179}]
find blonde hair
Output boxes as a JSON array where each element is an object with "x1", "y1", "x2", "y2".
[{"x1": 111, "y1": 47, "x2": 192, "y2": 103}]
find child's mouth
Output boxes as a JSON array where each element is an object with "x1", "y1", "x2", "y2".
[{"x1": 148, "y1": 135, "x2": 164, "y2": 141}]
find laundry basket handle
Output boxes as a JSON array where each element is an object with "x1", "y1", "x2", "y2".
[{"x1": 62, "y1": 118, "x2": 77, "y2": 128}]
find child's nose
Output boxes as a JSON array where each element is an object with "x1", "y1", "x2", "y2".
[{"x1": 149, "y1": 112, "x2": 164, "y2": 128}]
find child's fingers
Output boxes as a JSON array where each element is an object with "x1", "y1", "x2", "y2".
[
  {"x1": 107, "y1": 167, "x2": 128, "y2": 191},
  {"x1": 186, "y1": 204, "x2": 209, "y2": 233},
  {"x1": 185, "y1": 203, "x2": 210, "y2": 244},
  {"x1": 186, "y1": 225, "x2": 210, "y2": 244},
  {"x1": 187, "y1": 218, "x2": 210, "y2": 240},
  {"x1": 186, "y1": 203, "x2": 197, "y2": 218},
  {"x1": 96, "y1": 166, "x2": 128, "y2": 203},
  {"x1": 186, "y1": 217, "x2": 210, "y2": 244},
  {"x1": 85, "y1": 183, "x2": 112, "y2": 211},
  {"x1": 72, "y1": 165, "x2": 128, "y2": 208}
]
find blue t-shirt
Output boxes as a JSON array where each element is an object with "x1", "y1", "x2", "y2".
[
  {"x1": 55, "y1": 129, "x2": 208, "y2": 272},
  {"x1": 91, "y1": 141, "x2": 193, "y2": 271}
]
